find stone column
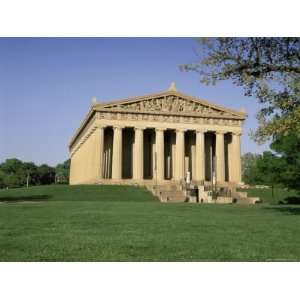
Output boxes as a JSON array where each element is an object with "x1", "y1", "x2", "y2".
[
  {"x1": 232, "y1": 132, "x2": 242, "y2": 183},
  {"x1": 171, "y1": 133, "x2": 176, "y2": 179},
  {"x1": 195, "y1": 130, "x2": 206, "y2": 182},
  {"x1": 133, "y1": 127, "x2": 144, "y2": 180},
  {"x1": 155, "y1": 128, "x2": 165, "y2": 181},
  {"x1": 216, "y1": 131, "x2": 226, "y2": 183},
  {"x1": 94, "y1": 126, "x2": 104, "y2": 180},
  {"x1": 227, "y1": 134, "x2": 233, "y2": 182},
  {"x1": 112, "y1": 126, "x2": 123, "y2": 180},
  {"x1": 175, "y1": 129, "x2": 185, "y2": 181}
]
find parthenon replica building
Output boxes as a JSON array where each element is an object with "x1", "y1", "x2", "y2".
[{"x1": 69, "y1": 83, "x2": 245, "y2": 190}]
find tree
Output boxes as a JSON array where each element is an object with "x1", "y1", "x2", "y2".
[
  {"x1": 270, "y1": 132, "x2": 300, "y2": 191},
  {"x1": 0, "y1": 158, "x2": 24, "y2": 174},
  {"x1": 0, "y1": 170, "x2": 6, "y2": 188},
  {"x1": 0, "y1": 158, "x2": 69, "y2": 188},
  {"x1": 37, "y1": 164, "x2": 55, "y2": 185},
  {"x1": 22, "y1": 162, "x2": 38, "y2": 187},
  {"x1": 241, "y1": 152, "x2": 261, "y2": 185},
  {"x1": 181, "y1": 38, "x2": 300, "y2": 143},
  {"x1": 55, "y1": 159, "x2": 70, "y2": 183},
  {"x1": 255, "y1": 151, "x2": 286, "y2": 197},
  {"x1": 0, "y1": 159, "x2": 27, "y2": 188}
]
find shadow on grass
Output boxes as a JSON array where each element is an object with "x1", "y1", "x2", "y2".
[
  {"x1": 264, "y1": 206, "x2": 300, "y2": 215},
  {"x1": 279, "y1": 196, "x2": 300, "y2": 205},
  {"x1": 0, "y1": 195, "x2": 52, "y2": 203}
]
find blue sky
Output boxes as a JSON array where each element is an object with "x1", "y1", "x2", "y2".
[{"x1": 0, "y1": 38, "x2": 269, "y2": 166}]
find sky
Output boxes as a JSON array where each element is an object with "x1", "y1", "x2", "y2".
[{"x1": 0, "y1": 37, "x2": 270, "y2": 166}]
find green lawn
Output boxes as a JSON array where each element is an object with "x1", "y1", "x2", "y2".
[{"x1": 0, "y1": 185, "x2": 299, "y2": 261}]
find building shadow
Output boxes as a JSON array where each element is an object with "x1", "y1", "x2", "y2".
[
  {"x1": 264, "y1": 206, "x2": 300, "y2": 215},
  {"x1": 0, "y1": 195, "x2": 51, "y2": 203},
  {"x1": 279, "y1": 196, "x2": 300, "y2": 205}
]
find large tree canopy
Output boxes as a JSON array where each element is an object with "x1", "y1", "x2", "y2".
[{"x1": 181, "y1": 38, "x2": 300, "y2": 143}]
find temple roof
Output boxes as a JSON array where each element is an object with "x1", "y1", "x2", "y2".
[{"x1": 92, "y1": 89, "x2": 246, "y2": 119}]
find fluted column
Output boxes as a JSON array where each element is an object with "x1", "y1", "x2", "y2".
[
  {"x1": 133, "y1": 127, "x2": 144, "y2": 180},
  {"x1": 175, "y1": 129, "x2": 185, "y2": 181},
  {"x1": 155, "y1": 128, "x2": 165, "y2": 181},
  {"x1": 94, "y1": 126, "x2": 104, "y2": 179},
  {"x1": 195, "y1": 130, "x2": 206, "y2": 182},
  {"x1": 112, "y1": 126, "x2": 123, "y2": 180},
  {"x1": 216, "y1": 131, "x2": 226, "y2": 183},
  {"x1": 232, "y1": 132, "x2": 242, "y2": 183}
]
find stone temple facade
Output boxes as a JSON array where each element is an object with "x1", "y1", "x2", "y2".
[{"x1": 69, "y1": 83, "x2": 246, "y2": 194}]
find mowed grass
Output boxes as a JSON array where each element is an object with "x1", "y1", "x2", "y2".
[{"x1": 0, "y1": 185, "x2": 299, "y2": 262}]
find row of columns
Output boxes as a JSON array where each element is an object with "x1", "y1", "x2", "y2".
[{"x1": 94, "y1": 126, "x2": 241, "y2": 183}]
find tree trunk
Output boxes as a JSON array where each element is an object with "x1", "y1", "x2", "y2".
[{"x1": 26, "y1": 174, "x2": 30, "y2": 188}]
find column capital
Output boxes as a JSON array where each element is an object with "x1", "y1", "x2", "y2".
[
  {"x1": 113, "y1": 125, "x2": 123, "y2": 130},
  {"x1": 232, "y1": 131, "x2": 242, "y2": 136},
  {"x1": 196, "y1": 129, "x2": 207, "y2": 134},
  {"x1": 215, "y1": 130, "x2": 227, "y2": 135},
  {"x1": 97, "y1": 125, "x2": 106, "y2": 129},
  {"x1": 155, "y1": 127, "x2": 166, "y2": 132},
  {"x1": 176, "y1": 128, "x2": 186, "y2": 133},
  {"x1": 134, "y1": 126, "x2": 145, "y2": 131}
]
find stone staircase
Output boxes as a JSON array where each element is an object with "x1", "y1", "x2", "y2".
[
  {"x1": 159, "y1": 190, "x2": 187, "y2": 202},
  {"x1": 146, "y1": 184, "x2": 187, "y2": 203},
  {"x1": 147, "y1": 183, "x2": 260, "y2": 204}
]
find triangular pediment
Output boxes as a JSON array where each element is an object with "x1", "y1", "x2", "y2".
[{"x1": 95, "y1": 91, "x2": 245, "y2": 119}]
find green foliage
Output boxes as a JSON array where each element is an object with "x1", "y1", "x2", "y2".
[
  {"x1": 242, "y1": 152, "x2": 261, "y2": 185},
  {"x1": 37, "y1": 164, "x2": 55, "y2": 185},
  {"x1": 270, "y1": 132, "x2": 300, "y2": 190},
  {"x1": 255, "y1": 151, "x2": 286, "y2": 187},
  {"x1": 0, "y1": 185, "x2": 299, "y2": 261},
  {"x1": 0, "y1": 158, "x2": 69, "y2": 188},
  {"x1": 0, "y1": 159, "x2": 28, "y2": 187},
  {"x1": 241, "y1": 151, "x2": 285, "y2": 187},
  {"x1": 181, "y1": 38, "x2": 300, "y2": 142},
  {"x1": 55, "y1": 159, "x2": 70, "y2": 183},
  {"x1": 242, "y1": 133, "x2": 300, "y2": 192},
  {"x1": 0, "y1": 158, "x2": 24, "y2": 174},
  {"x1": 0, "y1": 170, "x2": 5, "y2": 188}
]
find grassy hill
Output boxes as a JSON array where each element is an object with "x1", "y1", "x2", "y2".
[{"x1": 0, "y1": 184, "x2": 299, "y2": 261}]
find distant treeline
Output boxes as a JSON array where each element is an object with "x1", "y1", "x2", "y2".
[{"x1": 0, "y1": 158, "x2": 70, "y2": 188}]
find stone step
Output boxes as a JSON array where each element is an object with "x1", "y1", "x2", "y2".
[
  {"x1": 155, "y1": 185, "x2": 182, "y2": 191},
  {"x1": 167, "y1": 196, "x2": 187, "y2": 203},
  {"x1": 237, "y1": 197, "x2": 260, "y2": 204},
  {"x1": 165, "y1": 194, "x2": 187, "y2": 202},
  {"x1": 160, "y1": 190, "x2": 184, "y2": 197},
  {"x1": 156, "y1": 189, "x2": 187, "y2": 202},
  {"x1": 152, "y1": 184, "x2": 260, "y2": 204}
]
